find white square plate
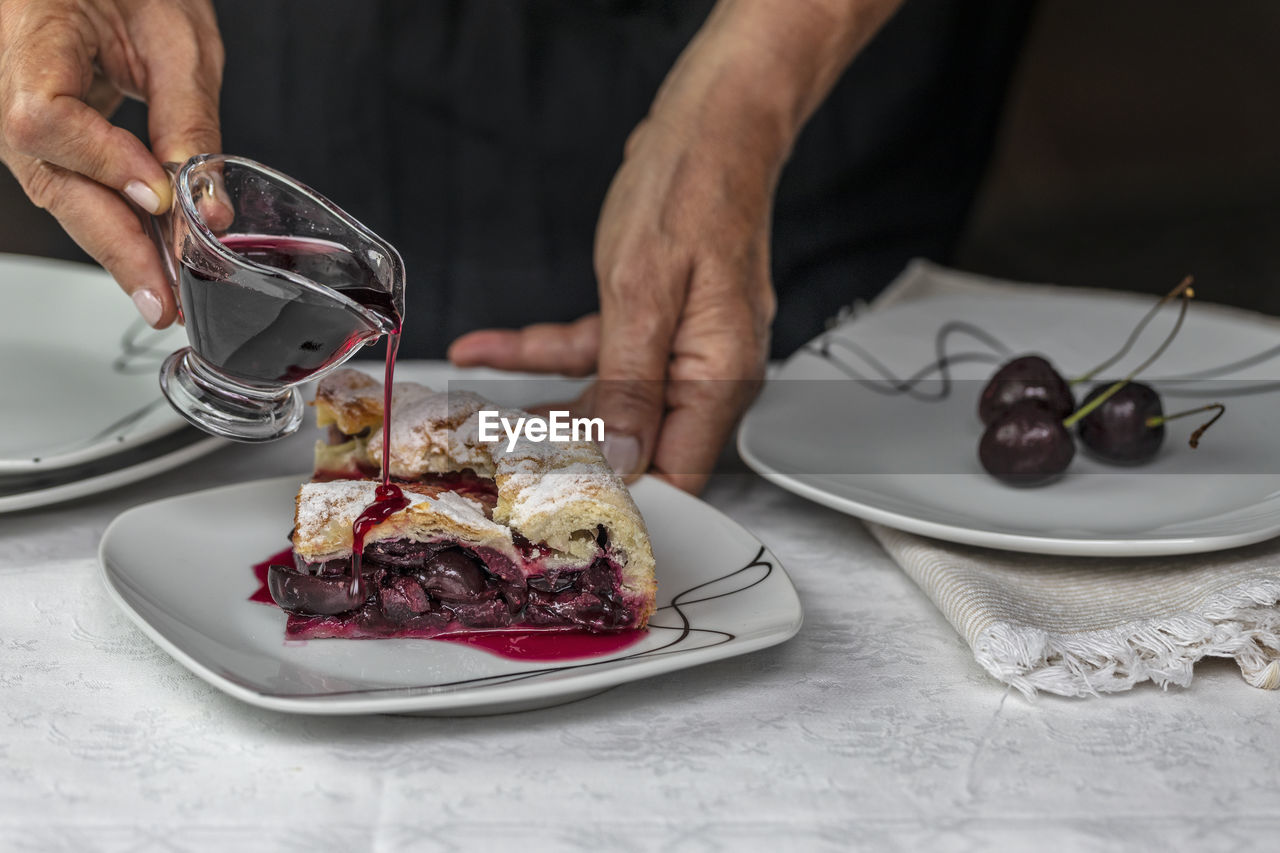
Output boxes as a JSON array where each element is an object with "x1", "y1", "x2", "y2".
[{"x1": 99, "y1": 475, "x2": 802, "y2": 715}]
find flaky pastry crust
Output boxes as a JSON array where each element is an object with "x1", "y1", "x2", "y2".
[{"x1": 302, "y1": 369, "x2": 657, "y2": 624}]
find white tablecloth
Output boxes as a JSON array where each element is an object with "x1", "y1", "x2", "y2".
[{"x1": 2, "y1": 364, "x2": 1278, "y2": 851}]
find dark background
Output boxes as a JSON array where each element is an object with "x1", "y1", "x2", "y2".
[
  {"x1": 957, "y1": 1, "x2": 1280, "y2": 313},
  {"x1": 4, "y1": 1, "x2": 1279, "y2": 332}
]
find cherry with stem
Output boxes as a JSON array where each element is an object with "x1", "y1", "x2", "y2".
[
  {"x1": 980, "y1": 283, "x2": 1202, "y2": 483},
  {"x1": 1070, "y1": 287, "x2": 1226, "y2": 464},
  {"x1": 1077, "y1": 382, "x2": 1225, "y2": 465},
  {"x1": 1062, "y1": 284, "x2": 1194, "y2": 429}
]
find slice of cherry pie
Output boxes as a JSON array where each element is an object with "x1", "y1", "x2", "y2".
[{"x1": 266, "y1": 369, "x2": 657, "y2": 639}]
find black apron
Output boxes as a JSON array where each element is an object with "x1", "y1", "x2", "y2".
[{"x1": 210, "y1": 0, "x2": 1033, "y2": 358}]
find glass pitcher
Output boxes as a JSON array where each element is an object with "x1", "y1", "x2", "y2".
[{"x1": 147, "y1": 154, "x2": 404, "y2": 442}]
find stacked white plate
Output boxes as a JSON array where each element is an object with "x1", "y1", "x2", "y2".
[{"x1": 0, "y1": 254, "x2": 223, "y2": 512}]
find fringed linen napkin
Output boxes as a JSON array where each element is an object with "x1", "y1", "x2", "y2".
[{"x1": 869, "y1": 523, "x2": 1280, "y2": 696}]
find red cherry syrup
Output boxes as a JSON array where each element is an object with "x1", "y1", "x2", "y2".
[
  {"x1": 347, "y1": 318, "x2": 407, "y2": 595},
  {"x1": 181, "y1": 234, "x2": 399, "y2": 385}
]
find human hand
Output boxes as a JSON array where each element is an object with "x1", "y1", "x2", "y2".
[
  {"x1": 0, "y1": 0, "x2": 224, "y2": 328},
  {"x1": 449, "y1": 0, "x2": 906, "y2": 492},
  {"x1": 450, "y1": 63, "x2": 782, "y2": 494}
]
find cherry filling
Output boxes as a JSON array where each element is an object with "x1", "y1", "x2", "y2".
[{"x1": 267, "y1": 532, "x2": 634, "y2": 639}]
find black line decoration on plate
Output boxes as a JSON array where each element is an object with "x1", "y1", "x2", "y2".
[
  {"x1": 81, "y1": 398, "x2": 169, "y2": 445},
  {"x1": 2, "y1": 428, "x2": 211, "y2": 497},
  {"x1": 29, "y1": 396, "x2": 170, "y2": 461},
  {"x1": 801, "y1": 320, "x2": 1009, "y2": 401},
  {"x1": 245, "y1": 546, "x2": 776, "y2": 700}
]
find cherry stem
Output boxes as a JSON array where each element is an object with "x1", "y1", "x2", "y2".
[
  {"x1": 1070, "y1": 275, "x2": 1195, "y2": 386},
  {"x1": 1145, "y1": 403, "x2": 1225, "y2": 449},
  {"x1": 1062, "y1": 287, "x2": 1194, "y2": 428}
]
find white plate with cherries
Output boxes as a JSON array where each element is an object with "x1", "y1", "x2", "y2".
[{"x1": 739, "y1": 277, "x2": 1280, "y2": 556}]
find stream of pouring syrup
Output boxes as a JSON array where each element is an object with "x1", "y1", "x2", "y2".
[{"x1": 347, "y1": 329, "x2": 408, "y2": 596}]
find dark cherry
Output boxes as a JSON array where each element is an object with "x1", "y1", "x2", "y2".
[
  {"x1": 377, "y1": 575, "x2": 434, "y2": 621},
  {"x1": 267, "y1": 563, "x2": 366, "y2": 615},
  {"x1": 446, "y1": 599, "x2": 514, "y2": 629},
  {"x1": 1076, "y1": 382, "x2": 1164, "y2": 465},
  {"x1": 525, "y1": 590, "x2": 614, "y2": 630},
  {"x1": 528, "y1": 570, "x2": 578, "y2": 594},
  {"x1": 364, "y1": 538, "x2": 443, "y2": 569},
  {"x1": 408, "y1": 549, "x2": 488, "y2": 601},
  {"x1": 555, "y1": 591, "x2": 607, "y2": 624},
  {"x1": 979, "y1": 400, "x2": 1076, "y2": 486},
  {"x1": 500, "y1": 584, "x2": 528, "y2": 613},
  {"x1": 978, "y1": 355, "x2": 1075, "y2": 425}
]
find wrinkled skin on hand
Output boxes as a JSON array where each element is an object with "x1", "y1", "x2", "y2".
[
  {"x1": 449, "y1": 37, "x2": 784, "y2": 495},
  {"x1": 450, "y1": 0, "x2": 901, "y2": 493},
  {"x1": 0, "y1": 0, "x2": 223, "y2": 326}
]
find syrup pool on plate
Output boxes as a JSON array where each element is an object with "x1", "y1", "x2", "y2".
[{"x1": 434, "y1": 629, "x2": 646, "y2": 661}]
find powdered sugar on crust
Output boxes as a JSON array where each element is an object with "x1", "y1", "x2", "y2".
[
  {"x1": 314, "y1": 369, "x2": 385, "y2": 432},
  {"x1": 498, "y1": 459, "x2": 615, "y2": 527},
  {"x1": 367, "y1": 387, "x2": 489, "y2": 478},
  {"x1": 294, "y1": 480, "x2": 427, "y2": 534},
  {"x1": 485, "y1": 424, "x2": 620, "y2": 529},
  {"x1": 293, "y1": 479, "x2": 511, "y2": 561},
  {"x1": 317, "y1": 369, "x2": 381, "y2": 400},
  {"x1": 448, "y1": 411, "x2": 502, "y2": 477}
]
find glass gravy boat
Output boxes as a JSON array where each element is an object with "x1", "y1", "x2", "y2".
[{"x1": 147, "y1": 154, "x2": 404, "y2": 442}]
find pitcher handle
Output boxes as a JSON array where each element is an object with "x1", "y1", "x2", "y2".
[{"x1": 144, "y1": 161, "x2": 184, "y2": 316}]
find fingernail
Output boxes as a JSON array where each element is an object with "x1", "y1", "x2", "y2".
[
  {"x1": 602, "y1": 433, "x2": 640, "y2": 476},
  {"x1": 132, "y1": 290, "x2": 164, "y2": 327},
  {"x1": 124, "y1": 180, "x2": 162, "y2": 214}
]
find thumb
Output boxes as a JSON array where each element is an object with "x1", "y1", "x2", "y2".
[{"x1": 593, "y1": 295, "x2": 679, "y2": 479}]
